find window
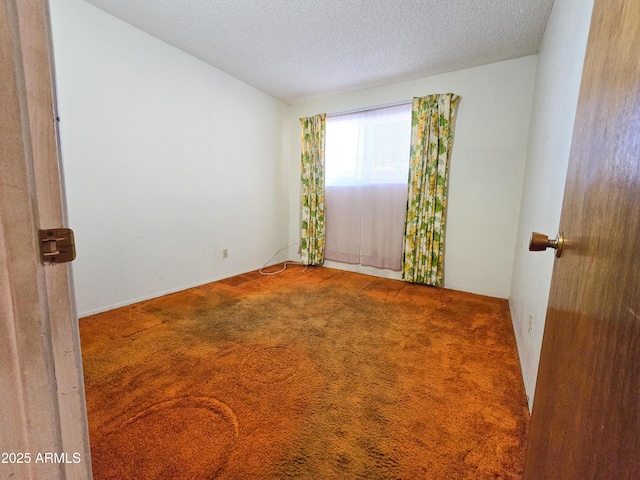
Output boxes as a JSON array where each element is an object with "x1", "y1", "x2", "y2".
[{"x1": 324, "y1": 103, "x2": 412, "y2": 271}]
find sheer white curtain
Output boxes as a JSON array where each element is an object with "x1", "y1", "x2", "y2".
[{"x1": 325, "y1": 103, "x2": 412, "y2": 271}]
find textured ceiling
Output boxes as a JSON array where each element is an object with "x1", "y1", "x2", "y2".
[{"x1": 82, "y1": 0, "x2": 555, "y2": 105}]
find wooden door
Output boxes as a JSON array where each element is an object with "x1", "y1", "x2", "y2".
[
  {"x1": 0, "y1": 1, "x2": 91, "y2": 478},
  {"x1": 523, "y1": 0, "x2": 640, "y2": 478}
]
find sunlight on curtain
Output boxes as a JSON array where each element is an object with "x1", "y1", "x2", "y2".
[
  {"x1": 325, "y1": 103, "x2": 412, "y2": 271},
  {"x1": 300, "y1": 114, "x2": 327, "y2": 265},
  {"x1": 402, "y1": 94, "x2": 461, "y2": 285}
]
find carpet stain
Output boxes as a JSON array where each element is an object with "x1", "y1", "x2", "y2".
[
  {"x1": 240, "y1": 345, "x2": 302, "y2": 384},
  {"x1": 93, "y1": 397, "x2": 238, "y2": 479},
  {"x1": 80, "y1": 266, "x2": 529, "y2": 479}
]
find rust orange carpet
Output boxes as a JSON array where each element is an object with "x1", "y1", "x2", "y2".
[{"x1": 80, "y1": 266, "x2": 529, "y2": 479}]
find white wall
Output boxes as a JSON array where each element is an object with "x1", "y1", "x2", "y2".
[
  {"x1": 50, "y1": 0, "x2": 290, "y2": 316},
  {"x1": 509, "y1": 0, "x2": 594, "y2": 410},
  {"x1": 288, "y1": 57, "x2": 537, "y2": 299}
]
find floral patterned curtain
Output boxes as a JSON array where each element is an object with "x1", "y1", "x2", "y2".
[
  {"x1": 300, "y1": 114, "x2": 327, "y2": 265},
  {"x1": 402, "y1": 94, "x2": 460, "y2": 285}
]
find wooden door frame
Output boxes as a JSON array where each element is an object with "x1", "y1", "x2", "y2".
[{"x1": 0, "y1": 0, "x2": 91, "y2": 478}]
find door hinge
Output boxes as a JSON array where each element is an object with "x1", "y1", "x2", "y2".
[{"x1": 38, "y1": 228, "x2": 76, "y2": 264}]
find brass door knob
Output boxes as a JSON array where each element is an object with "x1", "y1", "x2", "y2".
[{"x1": 529, "y1": 232, "x2": 564, "y2": 258}]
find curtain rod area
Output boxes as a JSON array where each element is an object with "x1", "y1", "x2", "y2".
[{"x1": 327, "y1": 100, "x2": 412, "y2": 118}]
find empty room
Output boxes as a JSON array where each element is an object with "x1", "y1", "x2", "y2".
[{"x1": 4, "y1": 0, "x2": 639, "y2": 479}]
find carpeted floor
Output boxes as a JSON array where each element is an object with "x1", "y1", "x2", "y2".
[{"x1": 80, "y1": 265, "x2": 529, "y2": 479}]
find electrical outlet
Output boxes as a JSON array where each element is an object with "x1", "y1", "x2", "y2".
[
  {"x1": 222, "y1": 249, "x2": 228, "y2": 259},
  {"x1": 528, "y1": 314, "x2": 534, "y2": 334}
]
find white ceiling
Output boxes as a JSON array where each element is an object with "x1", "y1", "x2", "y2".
[{"x1": 82, "y1": 0, "x2": 555, "y2": 105}]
